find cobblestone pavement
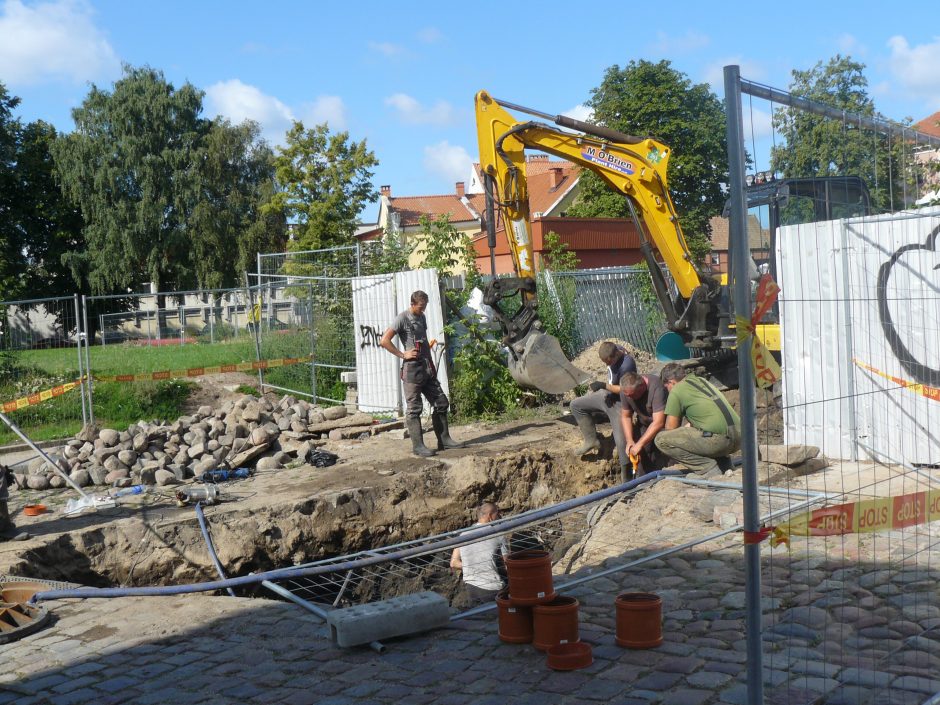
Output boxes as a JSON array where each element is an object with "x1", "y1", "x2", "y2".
[{"x1": 3, "y1": 539, "x2": 940, "y2": 705}]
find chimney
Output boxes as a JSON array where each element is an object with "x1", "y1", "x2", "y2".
[
  {"x1": 380, "y1": 185, "x2": 391, "y2": 198},
  {"x1": 550, "y1": 167, "x2": 563, "y2": 188},
  {"x1": 455, "y1": 181, "x2": 465, "y2": 198}
]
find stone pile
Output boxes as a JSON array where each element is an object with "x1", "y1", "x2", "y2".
[{"x1": 15, "y1": 394, "x2": 401, "y2": 491}]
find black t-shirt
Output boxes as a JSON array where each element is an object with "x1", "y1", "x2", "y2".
[{"x1": 619, "y1": 374, "x2": 666, "y2": 426}]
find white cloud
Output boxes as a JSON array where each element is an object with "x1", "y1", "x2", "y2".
[
  {"x1": 0, "y1": 0, "x2": 119, "y2": 86},
  {"x1": 368, "y1": 40, "x2": 404, "y2": 57},
  {"x1": 385, "y1": 93, "x2": 455, "y2": 125},
  {"x1": 301, "y1": 95, "x2": 347, "y2": 130},
  {"x1": 649, "y1": 29, "x2": 710, "y2": 55},
  {"x1": 416, "y1": 26, "x2": 442, "y2": 43},
  {"x1": 423, "y1": 141, "x2": 473, "y2": 184},
  {"x1": 887, "y1": 35, "x2": 940, "y2": 107},
  {"x1": 836, "y1": 33, "x2": 867, "y2": 56},
  {"x1": 204, "y1": 79, "x2": 294, "y2": 144},
  {"x1": 562, "y1": 104, "x2": 592, "y2": 122}
]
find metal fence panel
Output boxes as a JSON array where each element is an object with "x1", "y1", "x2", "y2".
[{"x1": 0, "y1": 295, "x2": 87, "y2": 445}]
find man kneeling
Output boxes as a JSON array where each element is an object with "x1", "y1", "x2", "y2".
[{"x1": 654, "y1": 363, "x2": 740, "y2": 476}]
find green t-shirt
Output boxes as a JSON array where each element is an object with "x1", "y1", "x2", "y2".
[{"x1": 663, "y1": 375, "x2": 740, "y2": 435}]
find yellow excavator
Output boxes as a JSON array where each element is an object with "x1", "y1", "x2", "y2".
[{"x1": 475, "y1": 90, "x2": 767, "y2": 393}]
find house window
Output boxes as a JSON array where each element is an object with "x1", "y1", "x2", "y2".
[{"x1": 711, "y1": 253, "x2": 721, "y2": 266}]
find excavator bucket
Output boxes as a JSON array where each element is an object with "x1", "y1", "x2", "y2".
[{"x1": 507, "y1": 332, "x2": 592, "y2": 395}]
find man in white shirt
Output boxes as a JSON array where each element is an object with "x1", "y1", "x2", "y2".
[{"x1": 450, "y1": 502, "x2": 508, "y2": 603}]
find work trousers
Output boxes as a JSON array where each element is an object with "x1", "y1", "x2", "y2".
[
  {"x1": 654, "y1": 425, "x2": 741, "y2": 474},
  {"x1": 570, "y1": 390, "x2": 625, "y2": 467},
  {"x1": 403, "y1": 378, "x2": 449, "y2": 419}
]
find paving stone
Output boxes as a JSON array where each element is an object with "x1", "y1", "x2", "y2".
[
  {"x1": 656, "y1": 656, "x2": 704, "y2": 674},
  {"x1": 631, "y1": 671, "x2": 682, "y2": 691},
  {"x1": 667, "y1": 689, "x2": 714, "y2": 705}
]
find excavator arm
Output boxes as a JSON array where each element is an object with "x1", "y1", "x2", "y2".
[{"x1": 475, "y1": 91, "x2": 731, "y2": 389}]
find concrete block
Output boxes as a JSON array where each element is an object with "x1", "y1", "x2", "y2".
[
  {"x1": 340, "y1": 371, "x2": 357, "y2": 385},
  {"x1": 326, "y1": 591, "x2": 449, "y2": 647}
]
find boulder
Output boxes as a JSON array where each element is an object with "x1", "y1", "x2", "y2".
[
  {"x1": 759, "y1": 444, "x2": 820, "y2": 466},
  {"x1": 88, "y1": 466, "x2": 108, "y2": 485},
  {"x1": 322, "y1": 406, "x2": 347, "y2": 421},
  {"x1": 118, "y1": 450, "x2": 138, "y2": 466},
  {"x1": 99, "y1": 428, "x2": 120, "y2": 446},
  {"x1": 65, "y1": 470, "x2": 89, "y2": 489},
  {"x1": 256, "y1": 456, "x2": 282, "y2": 471},
  {"x1": 154, "y1": 469, "x2": 180, "y2": 486},
  {"x1": 105, "y1": 468, "x2": 129, "y2": 484}
]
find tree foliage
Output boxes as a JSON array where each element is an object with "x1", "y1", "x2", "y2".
[
  {"x1": 770, "y1": 55, "x2": 916, "y2": 212},
  {"x1": 568, "y1": 60, "x2": 727, "y2": 263},
  {"x1": 0, "y1": 83, "x2": 84, "y2": 300},
  {"x1": 52, "y1": 65, "x2": 282, "y2": 295},
  {"x1": 266, "y1": 121, "x2": 378, "y2": 251}
]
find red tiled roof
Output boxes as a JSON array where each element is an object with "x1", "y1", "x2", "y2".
[
  {"x1": 915, "y1": 111, "x2": 940, "y2": 138},
  {"x1": 388, "y1": 194, "x2": 478, "y2": 227}
]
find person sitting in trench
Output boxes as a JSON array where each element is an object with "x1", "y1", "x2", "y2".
[
  {"x1": 619, "y1": 371, "x2": 668, "y2": 480},
  {"x1": 570, "y1": 341, "x2": 637, "y2": 481},
  {"x1": 450, "y1": 502, "x2": 508, "y2": 604}
]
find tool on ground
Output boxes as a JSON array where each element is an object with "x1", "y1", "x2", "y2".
[{"x1": 175, "y1": 485, "x2": 220, "y2": 506}]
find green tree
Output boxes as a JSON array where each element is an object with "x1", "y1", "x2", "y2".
[
  {"x1": 191, "y1": 119, "x2": 286, "y2": 289},
  {"x1": 52, "y1": 66, "x2": 209, "y2": 294},
  {"x1": 770, "y1": 55, "x2": 915, "y2": 212},
  {"x1": 0, "y1": 83, "x2": 84, "y2": 301},
  {"x1": 265, "y1": 121, "x2": 378, "y2": 252},
  {"x1": 567, "y1": 60, "x2": 727, "y2": 263},
  {"x1": 539, "y1": 230, "x2": 580, "y2": 271},
  {"x1": 0, "y1": 83, "x2": 26, "y2": 298}
]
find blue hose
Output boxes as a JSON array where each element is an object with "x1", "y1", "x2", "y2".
[
  {"x1": 30, "y1": 469, "x2": 681, "y2": 603},
  {"x1": 195, "y1": 502, "x2": 236, "y2": 597}
]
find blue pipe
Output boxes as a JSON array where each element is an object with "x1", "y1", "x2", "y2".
[
  {"x1": 30, "y1": 469, "x2": 681, "y2": 603},
  {"x1": 195, "y1": 502, "x2": 236, "y2": 597}
]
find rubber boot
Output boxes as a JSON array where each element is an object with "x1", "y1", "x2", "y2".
[
  {"x1": 406, "y1": 417, "x2": 436, "y2": 458},
  {"x1": 432, "y1": 412, "x2": 465, "y2": 450},
  {"x1": 0, "y1": 502, "x2": 29, "y2": 542},
  {"x1": 573, "y1": 415, "x2": 600, "y2": 456}
]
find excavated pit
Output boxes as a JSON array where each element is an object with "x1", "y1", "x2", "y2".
[{"x1": 1, "y1": 430, "x2": 619, "y2": 599}]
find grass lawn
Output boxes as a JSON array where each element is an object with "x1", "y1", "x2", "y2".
[{"x1": 0, "y1": 332, "x2": 323, "y2": 445}]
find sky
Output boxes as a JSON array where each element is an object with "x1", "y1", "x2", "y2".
[{"x1": 2, "y1": 0, "x2": 940, "y2": 223}]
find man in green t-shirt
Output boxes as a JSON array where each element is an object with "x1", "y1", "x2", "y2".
[{"x1": 653, "y1": 363, "x2": 741, "y2": 475}]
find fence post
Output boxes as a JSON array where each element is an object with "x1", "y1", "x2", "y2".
[
  {"x1": 73, "y1": 294, "x2": 87, "y2": 427},
  {"x1": 309, "y1": 283, "x2": 317, "y2": 402},
  {"x1": 724, "y1": 63, "x2": 764, "y2": 705},
  {"x1": 83, "y1": 295, "x2": 95, "y2": 424}
]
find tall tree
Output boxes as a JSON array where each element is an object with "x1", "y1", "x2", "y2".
[
  {"x1": 770, "y1": 55, "x2": 915, "y2": 212},
  {"x1": 567, "y1": 60, "x2": 728, "y2": 263},
  {"x1": 265, "y1": 121, "x2": 378, "y2": 252},
  {"x1": 0, "y1": 83, "x2": 83, "y2": 301},
  {"x1": 52, "y1": 66, "x2": 209, "y2": 295},
  {"x1": 190, "y1": 119, "x2": 286, "y2": 289},
  {"x1": 0, "y1": 83, "x2": 23, "y2": 298}
]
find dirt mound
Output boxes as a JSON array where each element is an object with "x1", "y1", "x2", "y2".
[{"x1": 570, "y1": 339, "x2": 658, "y2": 379}]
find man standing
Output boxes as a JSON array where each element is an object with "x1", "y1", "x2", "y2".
[
  {"x1": 654, "y1": 363, "x2": 740, "y2": 475},
  {"x1": 450, "y1": 502, "x2": 508, "y2": 603},
  {"x1": 619, "y1": 371, "x2": 667, "y2": 479},
  {"x1": 380, "y1": 290, "x2": 464, "y2": 458},
  {"x1": 570, "y1": 341, "x2": 637, "y2": 481}
]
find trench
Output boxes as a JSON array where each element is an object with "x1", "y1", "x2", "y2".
[{"x1": 6, "y1": 447, "x2": 616, "y2": 605}]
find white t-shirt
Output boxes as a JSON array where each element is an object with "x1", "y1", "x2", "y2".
[{"x1": 457, "y1": 524, "x2": 508, "y2": 591}]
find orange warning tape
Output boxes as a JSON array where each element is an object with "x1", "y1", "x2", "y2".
[
  {"x1": 769, "y1": 490, "x2": 940, "y2": 548},
  {"x1": 1, "y1": 379, "x2": 83, "y2": 413},
  {"x1": 93, "y1": 354, "x2": 313, "y2": 383},
  {"x1": 853, "y1": 358, "x2": 940, "y2": 403}
]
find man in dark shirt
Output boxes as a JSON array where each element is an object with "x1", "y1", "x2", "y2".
[
  {"x1": 380, "y1": 290, "x2": 464, "y2": 457},
  {"x1": 570, "y1": 341, "x2": 637, "y2": 481},
  {"x1": 619, "y1": 372, "x2": 667, "y2": 479}
]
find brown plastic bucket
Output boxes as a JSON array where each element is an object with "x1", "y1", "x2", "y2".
[
  {"x1": 504, "y1": 549, "x2": 555, "y2": 605},
  {"x1": 532, "y1": 595, "x2": 579, "y2": 652},
  {"x1": 495, "y1": 590, "x2": 533, "y2": 644},
  {"x1": 615, "y1": 592, "x2": 663, "y2": 648}
]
